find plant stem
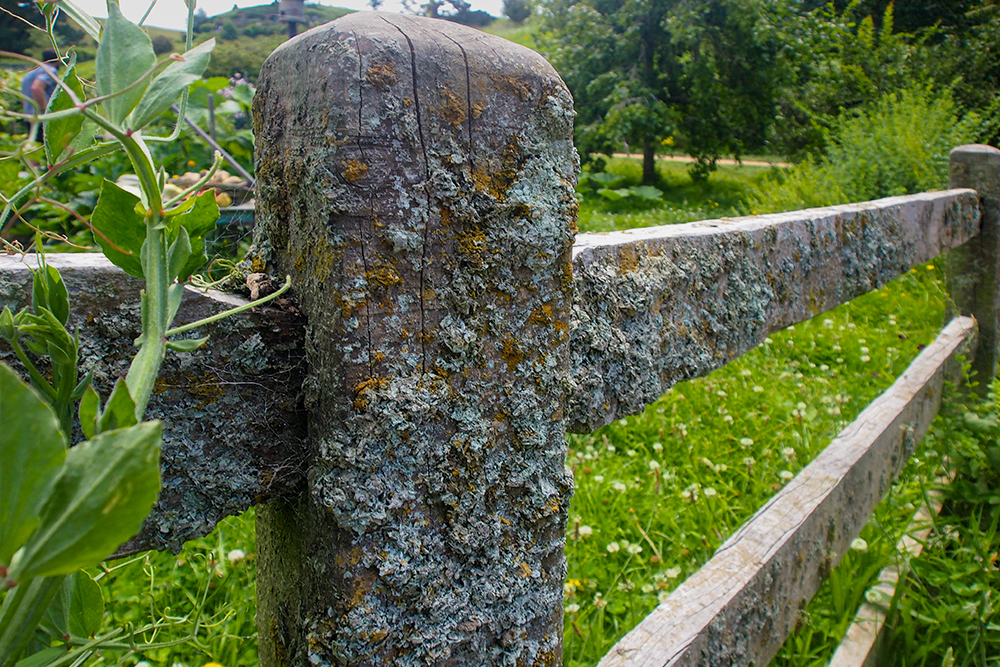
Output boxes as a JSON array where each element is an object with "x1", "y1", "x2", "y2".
[{"x1": 0, "y1": 575, "x2": 65, "y2": 667}]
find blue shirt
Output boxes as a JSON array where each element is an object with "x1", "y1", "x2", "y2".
[{"x1": 21, "y1": 64, "x2": 57, "y2": 115}]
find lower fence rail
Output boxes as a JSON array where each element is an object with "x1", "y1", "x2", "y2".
[{"x1": 597, "y1": 316, "x2": 977, "y2": 667}]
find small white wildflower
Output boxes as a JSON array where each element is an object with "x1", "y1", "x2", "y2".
[
  {"x1": 677, "y1": 424, "x2": 688, "y2": 438},
  {"x1": 618, "y1": 419, "x2": 628, "y2": 426},
  {"x1": 742, "y1": 456, "x2": 755, "y2": 467},
  {"x1": 779, "y1": 470, "x2": 794, "y2": 482},
  {"x1": 781, "y1": 447, "x2": 796, "y2": 461},
  {"x1": 681, "y1": 490, "x2": 691, "y2": 500},
  {"x1": 716, "y1": 463, "x2": 727, "y2": 472},
  {"x1": 658, "y1": 590, "x2": 671, "y2": 603},
  {"x1": 626, "y1": 449, "x2": 637, "y2": 457},
  {"x1": 865, "y1": 589, "x2": 882, "y2": 604},
  {"x1": 823, "y1": 319, "x2": 834, "y2": 328},
  {"x1": 653, "y1": 441, "x2": 663, "y2": 452},
  {"x1": 594, "y1": 475, "x2": 604, "y2": 482},
  {"x1": 786, "y1": 339, "x2": 795, "y2": 347},
  {"x1": 753, "y1": 385, "x2": 764, "y2": 393},
  {"x1": 606, "y1": 444, "x2": 616, "y2": 453},
  {"x1": 227, "y1": 548, "x2": 247, "y2": 564},
  {"x1": 666, "y1": 567, "x2": 682, "y2": 579},
  {"x1": 739, "y1": 437, "x2": 754, "y2": 447},
  {"x1": 819, "y1": 364, "x2": 830, "y2": 371},
  {"x1": 833, "y1": 344, "x2": 842, "y2": 352},
  {"x1": 724, "y1": 414, "x2": 734, "y2": 423},
  {"x1": 850, "y1": 537, "x2": 868, "y2": 552},
  {"x1": 649, "y1": 460, "x2": 661, "y2": 471},
  {"x1": 641, "y1": 583, "x2": 655, "y2": 594},
  {"x1": 612, "y1": 481, "x2": 627, "y2": 492},
  {"x1": 858, "y1": 338, "x2": 866, "y2": 344},
  {"x1": 716, "y1": 389, "x2": 728, "y2": 397},
  {"x1": 860, "y1": 346, "x2": 869, "y2": 354},
  {"x1": 578, "y1": 525, "x2": 593, "y2": 538},
  {"x1": 594, "y1": 593, "x2": 607, "y2": 608},
  {"x1": 765, "y1": 337, "x2": 774, "y2": 345},
  {"x1": 797, "y1": 402, "x2": 807, "y2": 410},
  {"x1": 703, "y1": 487, "x2": 718, "y2": 498},
  {"x1": 607, "y1": 542, "x2": 621, "y2": 554},
  {"x1": 565, "y1": 603, "x2": 581, "y2": 613},
  {"x1": 740, "y1": 369, "x2": 753, "y2": 376},
  {"x1": 860, "y1": 355, "x2": 871, "y2": 362},
  {"x1": 626, "y1": 543, "x2": 643, "y2": 555}
]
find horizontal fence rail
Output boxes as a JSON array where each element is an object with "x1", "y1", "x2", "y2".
[
  {"x1": 597, "y1": 316, "x2": 977, "y2": 667},
  {"x1": 569, "y1": 190, "x2": 980, "y2": 432}
]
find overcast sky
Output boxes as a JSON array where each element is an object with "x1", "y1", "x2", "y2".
[{"x1": 69, "y1": 0, "x2": 505, "y2": 32}]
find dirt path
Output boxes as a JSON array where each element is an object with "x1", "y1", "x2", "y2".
[{"x1": 612, "y1": 152, "x2": 790, "y2": 168}]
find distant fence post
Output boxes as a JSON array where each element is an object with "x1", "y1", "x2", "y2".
[
  {"x1": 947, "y1": 144, "x2": 1000, "y2": 394},
  {"x1": 250, "y1": 12, "x2": 578, "y2": 666}
]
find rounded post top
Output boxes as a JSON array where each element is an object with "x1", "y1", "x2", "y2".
[{"x1": 951, "y1": 144, "x2": 1000, "y2": 197}]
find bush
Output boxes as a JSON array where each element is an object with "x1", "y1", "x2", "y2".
[
  {"x1": 747, "y1": 87, "x2": 977, "y2": 214},
  {"x1": 151, "y1": 34, "x2": 173, "y2": 55}
]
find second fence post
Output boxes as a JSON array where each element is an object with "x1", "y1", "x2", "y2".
[
  {"x1": 250, "y1": 12, "x2": 579, "y2": 666},
  {"x1": 948, "y1": 144, "x2": 1000, "y2": 394}
]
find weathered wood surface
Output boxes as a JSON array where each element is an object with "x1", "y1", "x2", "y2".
[
  {"x1": 827, "y1": 472, "x2": 948, "y2": 667},
  {"x1": 947, "y1": 145, "x2": 1000, "y2": 395},
  {"x1": 596, "y1": 316, "x2": 977, "y2": 667},
  {"x1": 0, "y1": 253, "x2": 307, "y2": 555},
  {"x1": 569, "y1": 190, "x2": 981, "y2": 432},
  {"x1": 250, "y1": 12, "x2": 577, "y2": 667}
]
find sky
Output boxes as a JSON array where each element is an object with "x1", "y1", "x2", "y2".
[{"x1": 70, "y1": 0, "x2": 505, "y2": 32}]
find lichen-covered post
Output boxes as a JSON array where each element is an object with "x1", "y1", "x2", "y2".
[
  {"x1": 947, "y1": 144, "x2": 1000, "y2": 394},
  {"x1": 250, "y1": 12, "x2": 578, "y2": 666}
]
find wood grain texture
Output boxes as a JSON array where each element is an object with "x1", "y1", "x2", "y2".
[
  {"x1": 570, "y1": 190, "x2": 981, "y2": 432},
  {"x1": 596, "y1": 317, "x2": 977, "y2": 667},
  {"x1": 0, "y1": 253, "x2": 307, "y2": 555}
]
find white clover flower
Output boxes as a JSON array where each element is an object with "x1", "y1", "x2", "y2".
[
  {"x1": 724, "y1": 415, "x2": 734, "y2": 423},
  {"x1": 612, "y1": 481, "x2": 627, "y2": 492},
  {"x1": 703, "y1": 487, "x2": 718, "y2": 498},
  {"x1": 833, "y1": 344, "x2": 842, "y2": 351},
  {"x1": 618, "y1": 419, "x2": 629, "y2": 426},
  {"x1": 626, "y1": 449, "x2": 637, "y2": 457},
  {"x1": 739, "y1": 437, "x2": 754, "y2": 447},
  {"x1": 565, "y1": 603, "x2": 581, "y2": 614},
  {"x1": 851, "y1": 537, "x2": 868, "y2": 552},
  {"x1": 740, "y1": 369, "x2": 753, "y2": 376},
  {"x1": 594, "y1": 475, "x2": 605, "y2": 483},
  {"x1": 860, "y1": 346, "x2": 870, "y2": 354},
  {"x1": 781, "y1": 447, "x2": 796, "y2": 461},
  {"x1": 641, "y1": 583, "x2": 655, "y2": 594},
  {"x1": 578, "y1": 525, "x2": 593, "y2": 538},
  {"x1": 227, "y1": 549, "x2": 247, "y2": 564},
  {"x1": 606, "y1": 444, "x2": 616, "y2": 453},
  {"x1": 786, "y1": 339, "x2": 795, "y2": 347},
  {"x1": 827, "y1": 406, "x2": 841, "y2": 416},
  {"x1": 753, "y1": 385, "x2": 764, "y2": 393},
  {"x1": 797, "y1": 402, "x2": 807, "y2": 410},
  {"x1": 594, "y1": 593, "x2": 607, "y2": 608},
  {"x1": 742, "y1": 457, "x2": 755, "y2": 467},
  {"x1": 666, "y1": 566, "x2": 682, "y2": 579},
  {"x1": 858, "y1": 338, "x2": 866, "y2": 344},
  {"x1": 649, "y1": 460, "x2": 661, "y2": 471},
  {"x1": 765, "y1": 337, "x2": 774, "y2": 345},
  {"x1": 607, "y1": 542, "x2": 620, "y2": 553},
  {"x1": 658, "y1": 590, "x2": 671, "y2": 603},
  {"x1": 779, "y1": 470, "x2": 794, "y2": 482},
  {"x1": 865, "y1": 589, "x2": 882, "y2": 604},
  {"x1": 716, "y1": 390, "x2": 728, "y2": 397},
  {"x1": 860, "y1": 355, "x2": 871, "y2": 362},
  {"x1": 626, "y1": 543, "x2": 643, "y2": 555},
  {"x1": 652, "y1": 441, "x2": 663, "y2": 452},
  {"x1": 819, "y1": 364, "x2": 830, "y2": 371},
  {"x1": 823, "y1": 319, "x2": 834, "y2": 328},
  {"x1": 677, "y1": 424, "x2": 688, "y2": 438},
  {"x1": 716, "y1": 463, "x2": 727, "y2": 472}
]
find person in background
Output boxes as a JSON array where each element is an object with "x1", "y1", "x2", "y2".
[{"x1": 20, "y1": 49, "x2": 60, "y2": 140}]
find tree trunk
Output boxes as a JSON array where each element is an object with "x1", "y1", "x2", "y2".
[{"x1": 643, "y1": 140, "x2": 656, "y2": 185}]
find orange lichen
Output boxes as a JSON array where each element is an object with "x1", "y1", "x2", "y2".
[
  {"x1": 365, "y1": 62, "x2": 397, "y2": 88},
  {"x1": 343, "y1": 159, "x2": 369, "y2": 184},
  {"x1": 439, "y1": 88, "x2": 467, "y2": 126},
  {"x1": 500, "y1": 338, "x2": 523, "y2": 372}
]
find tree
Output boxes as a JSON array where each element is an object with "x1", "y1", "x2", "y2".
[
  {"x1": 542, "y1": 0, "x2": 789, "y2": 182},
  {"x1": 151, "y1": 34, "x2": 173, "y2": 55},
  {"x1": 504, "y1": 0, "x2": 532, "y2": 22},
  {"x1": 0, "y1": 0, "x2": 38, "y2": 55}
]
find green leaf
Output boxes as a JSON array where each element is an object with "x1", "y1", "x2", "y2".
[
  {"x1": 9, "y1": 421, "x2": 162, "y2": 580},
  {"x1": 128, "y1": 39, "x2": 216, "y2": 131},
  {"x1": 91, "y1": 180, "x2": 146, "y2": 278},
  {"x1": 0, "y1": 363, "x2": 67, "y2": 566},
  {"x1": 54, "y1": 0, "x2": 102, "y2": 41},
  {"x1": 166, "y1": 336, "x2": 209, "y2": 352},
  {"x1": 598, "y1": 188, "x2": 630, "y2": 201},
  {"x1": 631, "y1": 185, "x2": 664, "y2": 201},
  {"x1": 168, "y1": 190, "x2": 219, "y2": 280},
  {"x1": 167, "y1": 282, "x2": 184, "y2": 325},
  {"x1": 44, "y1": 58, "x2": 88, "y2": 167},
  {"x1": 99, "y1": 379, "x2": 138, "y2": 433},
  {"x1": 32, "y1": 265, "x2": 70, "y2": 326},
  {"x1": 79, "y1": 386, "x2": 100, "y2": 440},
  {"x1": 14, "y1": 648, "x2": 65, "y2": 667},
  {"x1": 589, "y1": 172, "x2": 625, "y2": 187},
  {"x1": 167, "y1": 226, "x2": 192, "y2": 283},
  {"x1": 95, "y1": 1, "x2": 157, "y2": 126},
  {"x1": 40, "y1": 570, "x2": 104, "y2": 640},
  {"x1": 0, "y1": 306, "x2": 14, "y2": 340}
]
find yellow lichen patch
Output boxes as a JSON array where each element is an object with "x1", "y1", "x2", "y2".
[
  {"x1": 186, "y1": 373, "x2": 224, "y2": 407},
  {"x1": 517, "y1": 561, "x2": 532, "y2": 578},
  {"x1": 342, "y1": 159, "x2": 369, "y2": 184},
  {"x1": 489, "y1": 72, "x2": 533, "y2": 102},
  {"x1": 353, "y1": 376, "x2": 390, "y2": 411},
  {"x1": 438, "y1": 88, "x2": 467, "y2": 127},
  {"x1": 470, "y1": 137, "x2": 523, "y2": 200},
  {"x1": 457, "y1": 227, "x2": 487, "y2": 265},
  {"x1": 365, "y1": 61, "x2": 397, "y2": 88},
  {"x1": 528, "y1": 304, "x2": 554, "y2": 327},
  {"x1": 250, "y1": 255, "x2": 267, "y2": 273},
  {"x1": 617, "y1": 244, "x2": 641, "y2": 274},
  {"x1": 471, "y1": 102, "x2": 484, "y2": 119},
  {"x1": 366, "y1": 264, "x2": 402, "y2": 288},
  {"x1": 500, "y1": 338, "x2": 523, "y2": 372},
  {"x1": 559, "y1": 259, "x2": 574, "y2": 295}
]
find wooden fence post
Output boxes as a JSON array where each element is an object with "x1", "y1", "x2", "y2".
[
  {"x1": 250, "y1": 12, "x2": 578, "y2": 666},
  {"x1": 948, "y1": 144, "x2": 1000, "y2": 394}
]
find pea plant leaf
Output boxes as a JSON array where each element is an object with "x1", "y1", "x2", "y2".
[
  {"x1": 99, "y1": 378, "x2": 138, "y2": 432},
  {"x1": 95, "y1": 1, "x2": 157, "y2": 127},
  {"x1": 128, "y1": 39, "x2": 216, "y2": 132},
  {"x1": 0, "y1": 363, "x2": 67, "y2": 567},
  {"x1": 168, "y1": 190, "x2": 219, "y2": 280},
  {"x1": 44, "y1": 57, "x2": 90, "y2": 166},
  {"x1": 91, "y1": 180, "x2": 146, "y2": 278},
  {"x1": 79, "y1": 385, "x2": 100, "y2": 440},
  {"x1": 40, "y1": 570, "x2": 104, "y2": 640},
  {"x1": 8, "y1": 421, "x2": 162, "y2": 581},
  {"x1": 31, "y1": 264, "x2": 70, "y2": 327}
]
